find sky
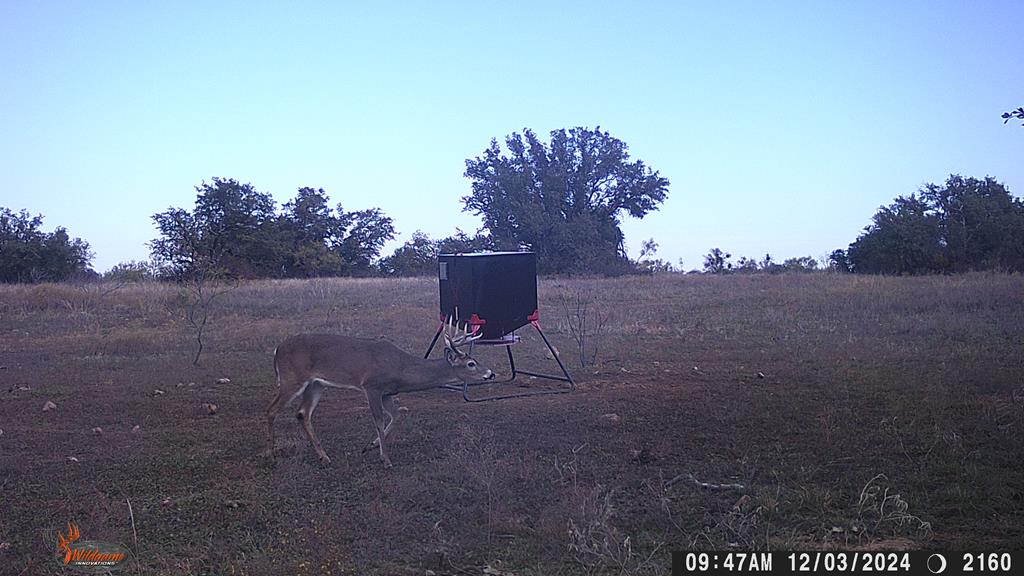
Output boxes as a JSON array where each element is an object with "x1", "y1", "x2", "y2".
[{"x1": 2, "y1": 1, "x2": 1022, "y2": 273}]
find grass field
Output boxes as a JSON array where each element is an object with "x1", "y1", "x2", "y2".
[{"x1": 2, "y1": 273, "x2": 1022, "y2": 574}]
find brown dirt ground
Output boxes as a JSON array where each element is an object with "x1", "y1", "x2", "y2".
[{"x1": 1, "y1": 274, "x2": 1022, "y2": 574}]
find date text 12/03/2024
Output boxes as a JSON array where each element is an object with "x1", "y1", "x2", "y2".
[{"x1": 672, "y1": 551, "x2": 1017, "y2": 576}]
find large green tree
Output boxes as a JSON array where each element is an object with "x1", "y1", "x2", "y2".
[
  {"x1": 919, "y1": 175, "x2": 1024, "y2": 272},
  {"x1": 462, "y1": 127, "x2": 670, "y2": 274},
  {"x1": 151, "y1": 179, "x2": 395, "y2": 279},
  {"x1": 846, "y1": 175, "x2": 1024, "y2": 274},
  {"x1": 0, "y1": 208, "x2": 93, "y2": 283},
  {"x1": 277, "y1": 187, "x2": 347, "y2": 277},
  {"x1": 151, "y1": 178, "x2": 278, "y2": 278},
  {"x1": 847, "y1": 195, "x2": 943, "y2": 274}
]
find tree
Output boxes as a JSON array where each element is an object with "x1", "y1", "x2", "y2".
[
  {"x1": 104, "y1": 260, "x2": 156, "y2": 282},
  {"x1": 277, "y1": 187, "x2": 349, "y2": 277},
  {"x1": 462, "y1": 127, "x2": 670, "y2": 274},
  {"x1": 150, "y1": 178, "x2": 278, "y2": 279},
  {"x1": 635, "y1": 238, "x2": 675, "y2": 274},
  {"x1": 848, "y1": 195, "x2": 943, "y2": 274},
  {"x1": 827, "y1": 249, "x2": 852, "y2": 272},
  {"x1": 0, "y1": 208, "x2": 93, "y2": 283},
  {"x1": 334, "y1": 208, "x2": 395, "y2": 276},
  {"x1": 434, "y1": 229, "x2": 494, "y2": 255},
  {"x1": 703, "y1": 248, "x2": 732, "y2": 274},
  {"x1": 846, "y1": 175, "x2": 1024, "y2": 274},
  {"x1": 150, "y1": 208, "x2": 205, "y2": 279},
  {"x1": 781, "y1": 256, "x2": 820, "y2": 272},
  {"x1": 1003, "y1": 107, "x2": 1024, "y2": 126},
  {"x1": 919, "y1": 175, "x2": 1024, "y2": 272},
  {"x1": 378, "y1": 231, "x2": 437, "y2": 277},
  {"x1": 151, "y1": 180, "x2": 395, "y2": 279},
  {"x1": 379, "y1": 229, "x2": 494, "y2": 277},
  {"x1": 734, "y1": 256, "x2": 759, "y2": 273}
]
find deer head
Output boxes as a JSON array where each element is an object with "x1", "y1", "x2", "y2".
[{"x1": 442, "y1": 315, "x2": 494, "y2": 382}]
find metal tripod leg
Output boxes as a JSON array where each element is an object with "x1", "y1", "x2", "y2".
[
  {"x1": 458, "y1": 321, "x2": 574, "y2": 402},
  {"x1": 423, "y1": 324, "x2": 444, "y2": 359}
]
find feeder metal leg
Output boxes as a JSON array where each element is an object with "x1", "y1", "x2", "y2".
[{"x1": 423, "y1": 324, "x2": 443, "y2": 359}]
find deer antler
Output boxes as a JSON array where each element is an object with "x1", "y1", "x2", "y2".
[
  {"x1": 57, "y1": 522, "x2": 80, "y2": 563},
  {"x1": 443, "y1": 311, "x2": 481, "y2": 350}
]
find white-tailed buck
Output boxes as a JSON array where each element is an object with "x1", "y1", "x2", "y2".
[{"x1": 266, "y1": 320, "x2": 494, "y2": 467}]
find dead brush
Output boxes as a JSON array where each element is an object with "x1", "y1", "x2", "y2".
[
  {"x1": 558, "y1": 445, "x2": 662, "y2": 574},
  {"x1": 566, "y1": 484, "x2": 662, "y2": 575},
  {"x1": 854, "y1": 473, "x2": 932, "y2": 540},
  {"x1": 446, "y1": 425, "x2": 505, "y2": 546},
  {"x1": 553, "y1": 286, "x2": 609, "y2": 368}
]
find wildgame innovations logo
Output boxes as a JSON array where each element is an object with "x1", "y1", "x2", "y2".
[{"x1": 55, "y1": 522, "x2": 132, "y2": 573}]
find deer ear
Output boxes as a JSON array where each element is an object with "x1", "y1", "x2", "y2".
[{"x1": 445, "y1": 348, "x2": 457, "y2": 364}]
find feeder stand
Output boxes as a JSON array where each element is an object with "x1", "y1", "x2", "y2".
[{"x1": 423, "y1": 252, "x2": 574, "y2": 402}]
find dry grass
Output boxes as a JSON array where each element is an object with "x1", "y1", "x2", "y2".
[{"x1": 1, "y1": 273, "x2": 1022, "y2": 574}]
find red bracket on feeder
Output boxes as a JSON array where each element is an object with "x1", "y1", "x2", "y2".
[
  {"x1": 439, "y1": 312, "x2": 486, "y2": 334},
  {"x1": 528, "y1": 308, "x2": 541, "y2": 329},
  {"x1": 467, "y1": 313, "x2": 486, "y2": 335}
]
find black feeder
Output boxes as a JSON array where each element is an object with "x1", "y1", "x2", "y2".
[{"x1": 423, "y1": 252, "x2": 574, "y2": 401}]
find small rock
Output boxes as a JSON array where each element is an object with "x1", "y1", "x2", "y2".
[
  {"x1": 131, "y1": 425, "x2": 141, "y2": 433},
  {"x1": 223, "y1": 499, "x2": 240, "y2": 508},
  {"x1": 398, "y1": 406, "x2": 410, "y2": 413},
  {"x1": 154, "y1": 389, "x2": 165, "y2": 395},
  {"x1": 216, "y1": 377, "x2": 231, "y2": 385},
  {"x1": 599, "y1": 413, "x2": 621, "y2": 424},
  {"x1": 161, "y1": 498, "x2": 172, "y2": 506},
  {"x1": 0, "y1": 428, "x2": 4, "y2": 436},
  {"x1": 757, "y1": 372, "x2": 765, "y2": 379},
  {"x1": 67, "y1": 456, "x2": 79, "y2": 462},
  {"x1": 91, "y1": 427, "x2": 103, "y2": 435},
  {"x1": 203, "y1": 403, "x2": 218, "y2": 415},
  {"x1": 426, "y1": 571, "x2": 436, "y2": 576},
  {"x1": 43, "y1": 400, "x2": 57, "y2": 412},
  {"x1": 0, "y1": 542, "x2": 10, "y2": 550}
]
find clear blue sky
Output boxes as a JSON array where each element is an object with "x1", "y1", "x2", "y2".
[{"x1": 3, "y1": 1, "x2": 1022, "y2": 272}]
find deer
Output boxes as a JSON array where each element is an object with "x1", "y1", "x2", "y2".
[{"x1": 266, "y1": 319, "x2": 494, "y2": 468}]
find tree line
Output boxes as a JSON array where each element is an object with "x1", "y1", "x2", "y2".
[
  {"x1": 833, "y1": 175, "x2": 1024, "y2": 274},
  {"x1": 2, "y1": 127, "x2": 1023, "y2": 283},
  {"x1": 698, "y1": 175, "x2": 1024, "y2": 276}
]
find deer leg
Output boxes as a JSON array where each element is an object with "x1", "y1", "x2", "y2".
[
  {"x1": 381, "y1": 394, "x2": 399, "y2": 441},
  {"x1": 365, "y1": 391, "x2": 392, "y2": 468},
  {"x1": 268, "y1": 376, "x2": 312, "y2": 455},
  {"x1": 297, "y1": 381, "x2": 330, "y2": 464},
  {"x1": 365, "y1": 394, "x2": 399, "y2": 450},
  {"x1": 266, "y1": 389, "x2": 282, "y2": 455}
]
